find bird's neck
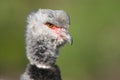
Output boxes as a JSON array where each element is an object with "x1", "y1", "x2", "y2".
[
  {"x1": 26, "y1": 36, "x2": 60, "y2": 67},
  {"x1": 22, "y1": 64, "x2": 62, "y2": 80}
]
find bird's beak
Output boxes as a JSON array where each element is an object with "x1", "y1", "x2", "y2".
[
  {"x1": 66, "y1": 34, "x2": 73, "y2": 45},
  {"x1": 61, "y1": 30, "x2": 73, "y2": 45}
]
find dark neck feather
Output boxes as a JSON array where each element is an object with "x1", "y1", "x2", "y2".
[{"x1": 26, "y1": 64, "x2": 62, "y2": 80}]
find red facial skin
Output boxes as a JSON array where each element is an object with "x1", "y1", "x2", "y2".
[
  {"x1": 46, "y1": 23, "x2": 63, "y2": 39},
  {"x1": 52, "y1": 26, "x2": 64, "y2": 40},
  {"x1": 51, "y1": 26, "x2": 62, "y2": 35}
]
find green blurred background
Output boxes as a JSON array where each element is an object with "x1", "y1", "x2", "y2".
[{"x1": 0, "y1": 0, "x2": 120, "y2": 80}]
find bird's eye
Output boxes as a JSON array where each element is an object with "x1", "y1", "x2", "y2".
[{"x1": 45, "y1": 22, "x2": 54, "y2": 28}]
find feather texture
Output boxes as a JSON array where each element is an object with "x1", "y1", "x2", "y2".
[{"x1": 21, "y1": 9, "x2": 72, "y2": 80}]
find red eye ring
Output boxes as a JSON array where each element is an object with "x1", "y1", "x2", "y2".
[{"x1": 45, "y1": 22, "x2": 62, "y2": 30}]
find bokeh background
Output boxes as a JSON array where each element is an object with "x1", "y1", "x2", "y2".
[{"x1": 0, "y1": 0, "x2": 120, "y2": 80}]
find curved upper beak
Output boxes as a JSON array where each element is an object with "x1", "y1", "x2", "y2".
[
  {"x1": 66, "y1": 34, "x2": 73, "y2": 45},
  {"x1": 61, "y1": 29, "x2": 73, "y2": 45}
]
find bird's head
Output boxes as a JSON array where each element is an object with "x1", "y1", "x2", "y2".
[
  {"x1": 26, "y1": 9, "x2": 72, "y2": 48},
  {"x1": 26, "y1": 9, "x2": 73, "y2": 67}
]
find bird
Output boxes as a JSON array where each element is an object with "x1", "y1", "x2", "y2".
[{"x1": 20, "y1": 9, "x2": 72, "y2": 80}]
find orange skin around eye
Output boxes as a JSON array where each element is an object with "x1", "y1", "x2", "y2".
[
  {"x1": 45, "y1": 23, "x2": 63, "y2": 39},
  {"x1": 51, "y1": 26, "x2": 62, "y2": 35},
  {"x1": 51, "y1": 26, "x2": 64, "y2": 39}
]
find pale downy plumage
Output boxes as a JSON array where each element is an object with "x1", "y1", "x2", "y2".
[{"x1": 21, "y1": 9, "x2": 72, "y2": 80}]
